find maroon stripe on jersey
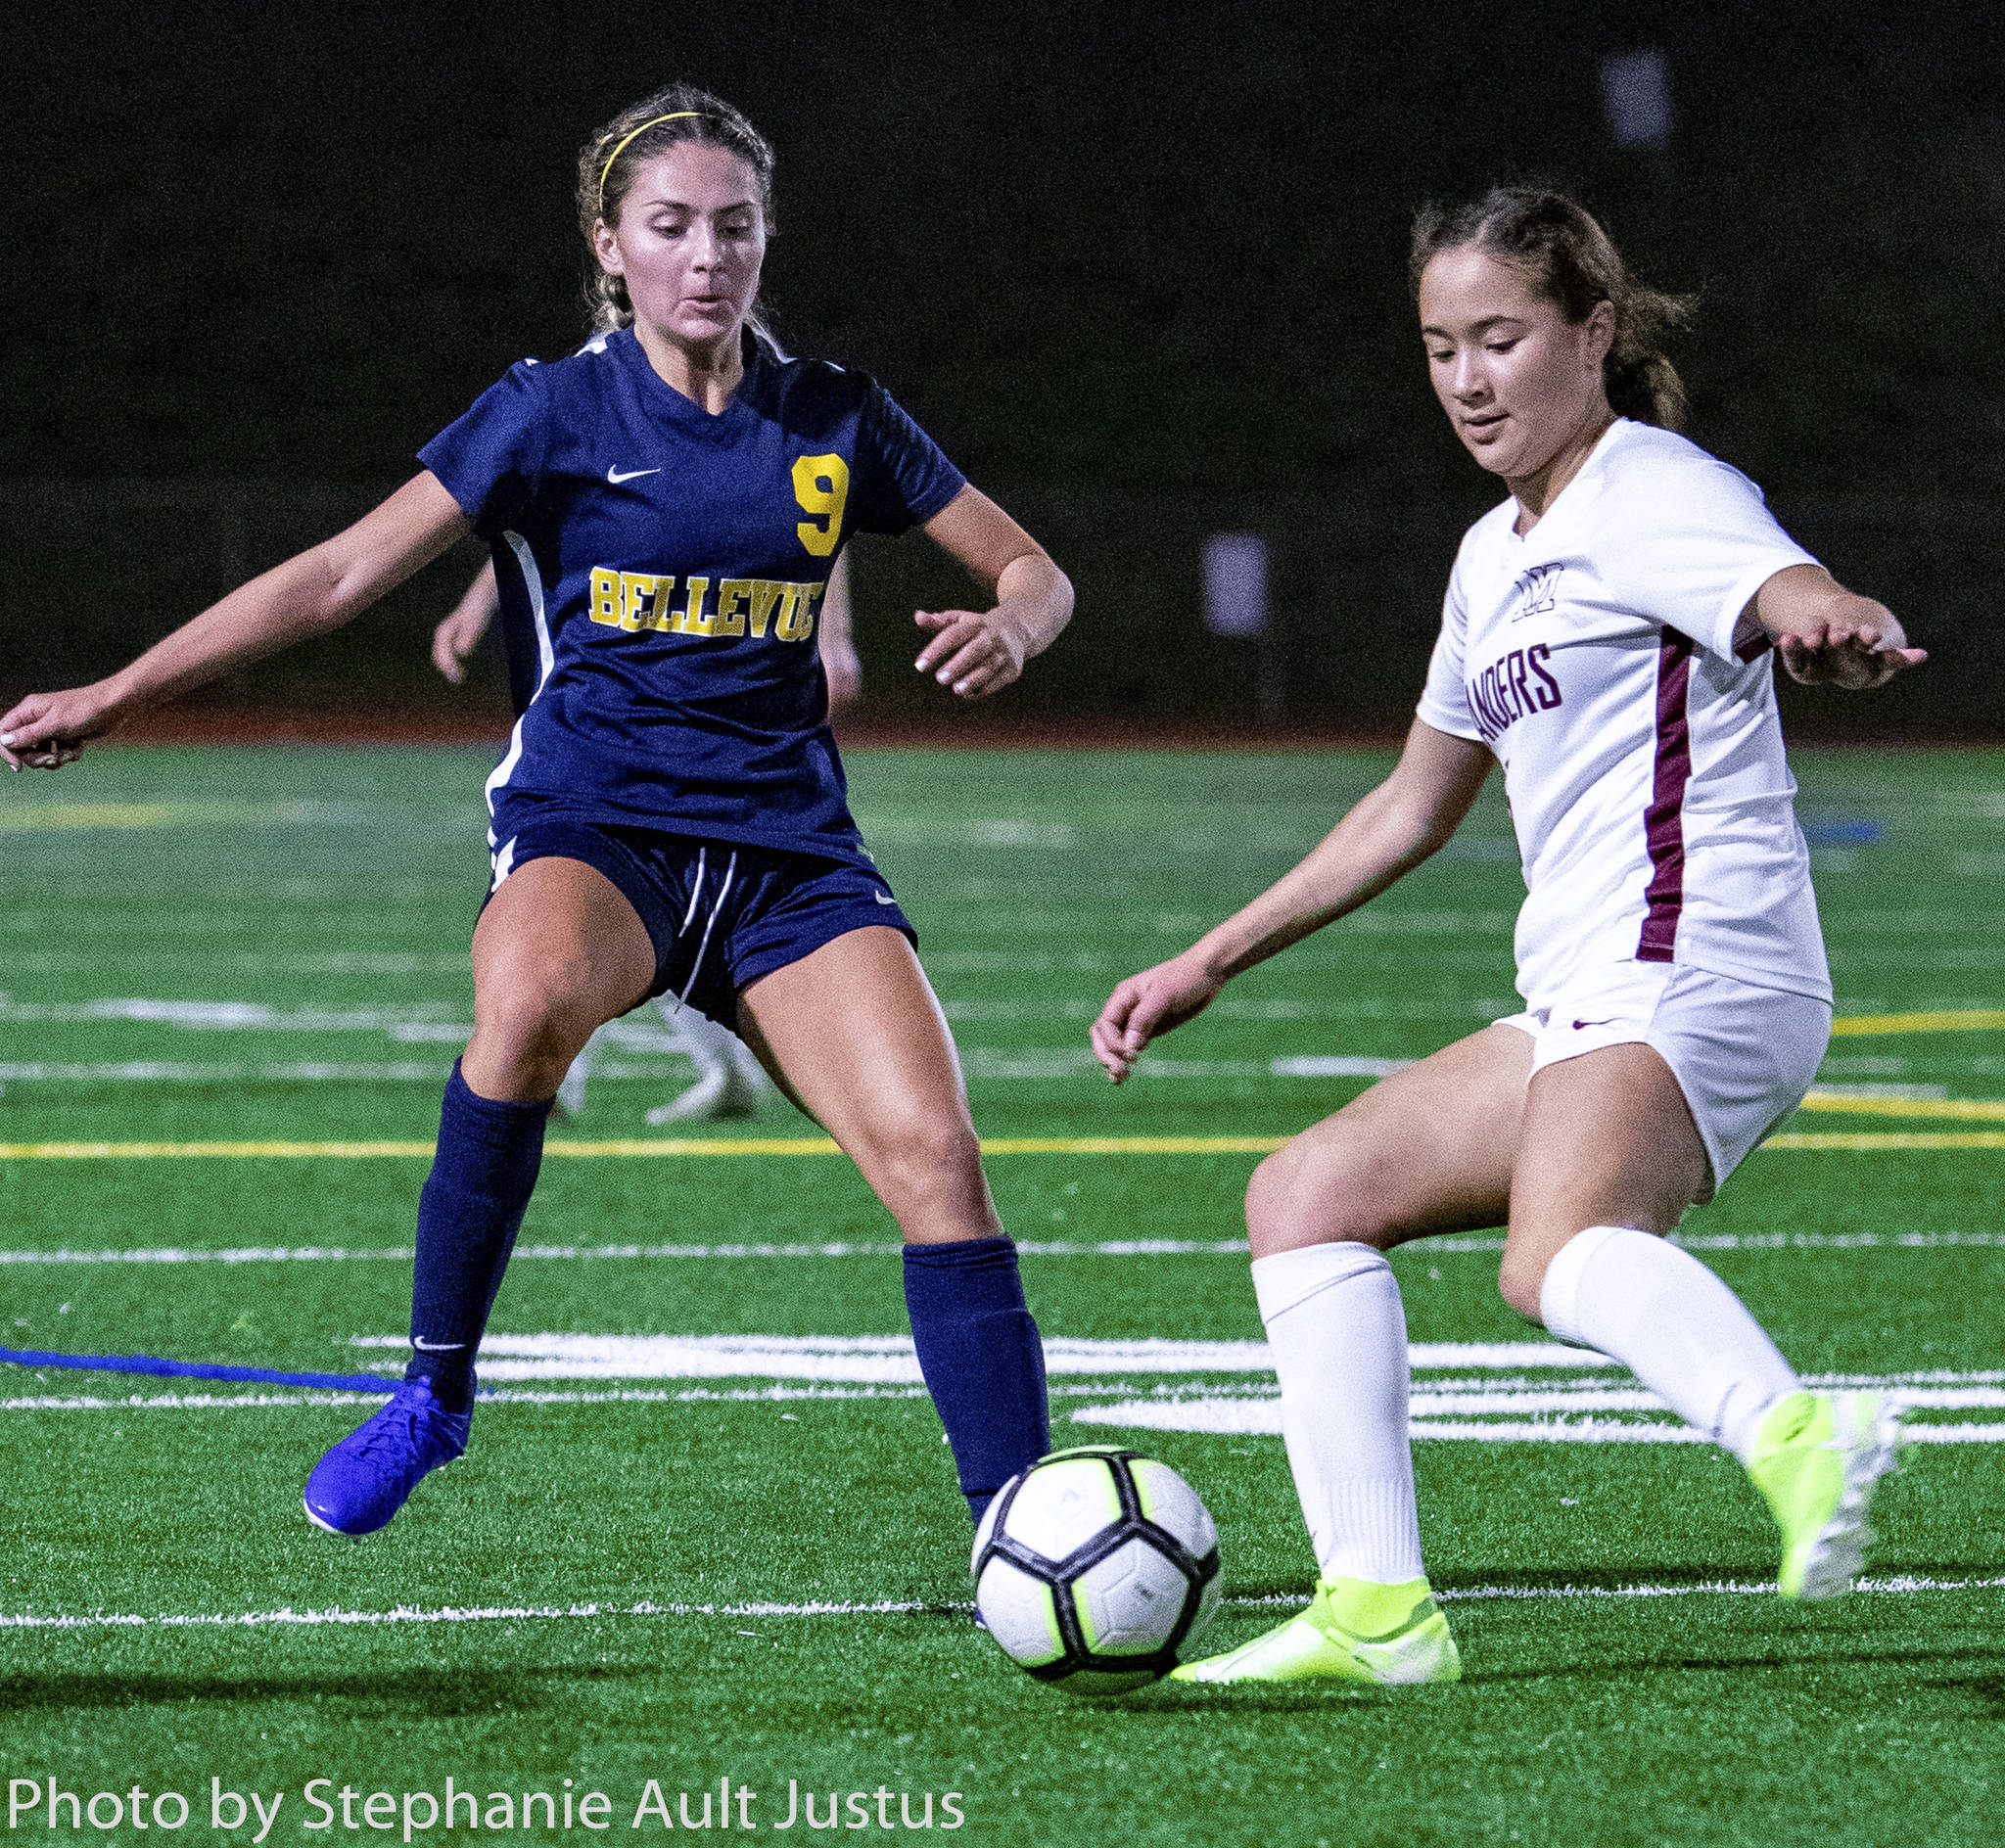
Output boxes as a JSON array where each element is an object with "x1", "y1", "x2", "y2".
[{"x1": 1638, "y1": 627, "x2": 1696, "y2": 962}]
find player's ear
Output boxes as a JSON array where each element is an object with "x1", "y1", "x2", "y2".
[
  {"x1": 591, "y1": 217, "x2": 626, "y2": 277},
  {"x1": 1584, "y1": 299, "x2": 1615, "y2": 366}
]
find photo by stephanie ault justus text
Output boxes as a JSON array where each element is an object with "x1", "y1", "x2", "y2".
[{"x1": 6, "y1": 1778, "x2": 970, "y2": 1837}]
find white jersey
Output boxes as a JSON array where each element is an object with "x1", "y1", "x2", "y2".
[{"x1": 1416, "y1": 418, "x2": 1831, "y2": 1010}]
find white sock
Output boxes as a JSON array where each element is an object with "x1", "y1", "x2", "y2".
[
  {"x1": 1539, "y1": 1224, "x2": 1798, "y2": 1463},
  {"x1": 660, "y1": 1000, "x2": 732, "y2": 1078},
  {"x1": 1252, "y1": 1242, "x2": 1424, "y2": 1585}
]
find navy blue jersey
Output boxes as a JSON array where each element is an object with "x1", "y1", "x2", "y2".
[{"x1": 419, "y1": 326, "x2": 965, "y2": 864}]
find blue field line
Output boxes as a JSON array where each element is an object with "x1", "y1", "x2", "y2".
[{"x1": 0, "y1": 1346, "x2": 399, "y2": 1392}]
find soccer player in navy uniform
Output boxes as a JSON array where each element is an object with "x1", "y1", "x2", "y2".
[{"x1": 1, "y1": 85, "x2": 1073, "y2": 1543}]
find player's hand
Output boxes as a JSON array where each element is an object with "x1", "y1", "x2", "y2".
[
  {"x1": 0, "y1": 683, "x2": 124, "y2": 770},
  {"x1": 1777, "y1": 622, "x2": 1926, "y2": 690},
  {"x1": 913, "y1": 607, "x2": 1029, "y2": 700},
  {"x1": 823, "y1": 635, "x2": 863, "y2": 712},
  {"x1": 431, "y1": 606, "x2": 488, "y2": 685},
  {"x1": 1091, "y1": 952, "x2": 1225, "y2": 1085}
]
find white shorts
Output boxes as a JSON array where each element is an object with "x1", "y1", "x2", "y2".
[{"x1": 1494, "y1": 962, "x2": 1832, "y2": 1196}]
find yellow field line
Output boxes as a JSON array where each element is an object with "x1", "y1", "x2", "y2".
[
  {"x1": 1830, "y1": 1010, "x2": 2005, "y2": 1037},
  {"x1": 1762, "y1": 1132, "x2": 2005, "y2": 1150},
  {"x1": 1798, "y1": 1092, "x2": 2005, "y2": 1122},
  {"x1": 0, "y1": 1135, "x2": 1290, "y2": 1162}
]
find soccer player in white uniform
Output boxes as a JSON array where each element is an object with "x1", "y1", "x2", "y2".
[
  {"x1": 1093, "y1": 188, "x2": 1925, "y2": 1688},
  {"x1": 431, "y1": 549, "x2": 863, "y2": 1121}
]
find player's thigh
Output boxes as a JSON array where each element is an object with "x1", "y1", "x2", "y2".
[
  {"x1": 468, "y1": 857, "x2": 656, "y2": 1058},
  {"x1": 1498, "y1": 1041, "x2": 1707, "y2": 1315},
  {"x1": 737, "y1": 926, "x2": 999, "y2": 1243},
  {"x1": 1245, "y1": 1023, "x2": 1530, "y2": 1258}
]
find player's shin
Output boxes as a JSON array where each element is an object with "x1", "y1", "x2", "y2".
[
  {"x1": 1537, "y1": 1224, "x2": 1897, "y2": 1596},
  {"x1": 407, "y1": 1060, "x2": 554, "y2": 1412},
  {"x1": 1255, "y1": 1243, "x2": 1427, "y2": 1592},
  {"x1": 1537, "y1": 1224, "x2": 1796, "y2": 1460},
  {"x1": 902, "y1": 1236, "x2": 1050, "y2": 1523},
  {"x1": 1172, "y1": 1243, "x2": 1457, "y2": 1686}
]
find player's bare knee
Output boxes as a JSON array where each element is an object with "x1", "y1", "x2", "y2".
[
  {"x1": 867, "y1": 1115, "x2": 989, "y2": 1230},
  {"x1": 1495, "y1": 1246, "x2": 1551, "y2": 1321},
  {"x1": 1245, "y1": 1141, "x2": 1391, "y2": 1259},
  {"x1": 471, "y1": 985, "x2": 598, "y2": 1090}
]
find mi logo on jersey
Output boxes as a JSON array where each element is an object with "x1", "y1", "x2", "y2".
[
  {"x1": 1511, "y1": 563, "x2": 1562, "y2": 622},
  {"x1": 589, "y1": 569, "x2": 825, "y2": 642},
  {"x1": 1467, "y1": 643, "x2": 1562, "y2": 743}
]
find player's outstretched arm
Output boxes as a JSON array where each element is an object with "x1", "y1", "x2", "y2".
[
  {"x1": 433, "y1": 560, "x2": 499, "y2": 685},
  {"x1": 1751, "y1": 564, "x2": 1927, "y2": 691},
  {"x1": 1091, "y1": 721, "x2": 1493, "y2": 1083},
  {"x1": 912, "y1": 486, "x2": 1073, "y2": 700},
  {"x1": 1, "y1": 472, "x2": 472, "y2": 769}
]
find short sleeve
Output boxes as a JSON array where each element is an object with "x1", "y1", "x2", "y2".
[
  {"x1": 1598, "y1": 448, "x2": 1818, "y2": 663},
  {"x1": 1416, "y1": 574, "x2": 1484, "y2": 743},
  {"x1": 418, "y1": 362, "x2": 549, "y2": 539},
  {"x1": 848, "y1": 380, "x2": 966, "y2": 536}
]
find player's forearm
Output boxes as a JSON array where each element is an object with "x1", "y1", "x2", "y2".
[
  {"x1": 994, "y1": 553, "x2": 1073, "y2": 660},
  {"x1": 1190, "y1": 724, "x2": 1492, "y2": 983},
  {"x1": 99, "y1": 548, "x2": 363, "y2": 716}
]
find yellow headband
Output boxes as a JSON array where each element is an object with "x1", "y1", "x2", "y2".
[{"x1": 597, "y1": 112, "x2": 705, "y2": 214}]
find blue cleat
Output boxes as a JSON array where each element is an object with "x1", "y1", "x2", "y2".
[{"x1": 303, "y1": 1378, "x2": 470, "y2": 1537}]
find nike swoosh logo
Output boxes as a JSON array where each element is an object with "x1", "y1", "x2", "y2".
[
  {"x1": 872, "y1": 892, "x2": 899, "y2": 905},
  {"x1": 607, "y1": 466, "x2": 661, "y2": 485},
  {"x1": 1571, "y1": 1018, "x2": 1616, "y2": 1030},
  {"x1": 411, "y1": 1339, "x2": 468, "y2": 1353}
]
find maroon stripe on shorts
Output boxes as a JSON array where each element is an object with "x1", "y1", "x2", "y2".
[{"x1": 1638, "y1": 627, "x2": 1696, "y2": 962}]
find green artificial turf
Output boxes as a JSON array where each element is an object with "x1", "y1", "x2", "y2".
[{"x1": 0, "y1": 744, "x2": 2002, "y2": 1846}]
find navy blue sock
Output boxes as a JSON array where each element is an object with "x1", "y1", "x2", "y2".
[
  {"x1": 405, "y1": 1060, "x2": 552, "y2": 1413},
  {"x1": 903, "y1": 1236, "x2": 1050, "y2": 1523}
]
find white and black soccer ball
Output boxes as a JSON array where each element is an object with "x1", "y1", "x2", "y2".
[{"x1": 971, "y1": 1445, "x2": 1222, "y2": 1695}]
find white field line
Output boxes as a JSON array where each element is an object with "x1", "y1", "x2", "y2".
[
  {"x1": 0, "y1": 1240, "x2": 1262, "y2": 1267},
  {"x1": 11, "y1": 1329, "x2": 2004, "y2": 1443},
  {"x1": 8, "y1": 1573, "x2": 2005, "y2": 1634},
  {"x1": 1073, "y1": 1403, "x2": 2005, "y2": 1443},
  {"x1": 7, "y1": 1228, "x2": 2003, "y2": 1267},
  {"x1": 342, "y1": 1334, "x2": 1610, "y2": 1381},
  {"x1": 1427, "y1": 1230, "x2": 2005, "y2": 1253},
  {"x1": 0, "y1": 1063, "x2": 454, "y2": 1084},
  {"x1": 0, "y1": 1386, "x2": 930, "y2": 1413},
  {"x1": 0, "y1": 1000, "x2": 465, "y2": 1030},
  {"x1": 8, "y1": 1392, "x2": 2001, "y2": 1443},
  {"x1": 0, "y1": 1054, "x2": 1389, "y2": 1086}
]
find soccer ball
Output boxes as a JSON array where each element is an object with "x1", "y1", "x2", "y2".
[{"x1": 971, "y1": 1445, "x2": 1222, "y2": 1695}]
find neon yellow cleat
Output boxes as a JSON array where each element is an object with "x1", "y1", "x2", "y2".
[
  {"x1": 1748, "y1": 1390, "x2": 1900, "y2": 1599},
  {"x1": 1170, "y1": 1575, "x2": 1460, "y2": 1688}
]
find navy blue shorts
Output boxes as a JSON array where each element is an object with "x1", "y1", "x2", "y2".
[{"x1": 486, "y1": 818, "x2": 917, "y2": 1026}]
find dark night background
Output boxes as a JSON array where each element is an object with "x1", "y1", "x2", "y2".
[{"x1": 3, "y1": 0, "x2": 1999, "y2": 736}]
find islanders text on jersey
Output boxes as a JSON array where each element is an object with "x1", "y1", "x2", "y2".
[{"x1": 1465, "y1": 643, "x2": 1562, "y2": 742}]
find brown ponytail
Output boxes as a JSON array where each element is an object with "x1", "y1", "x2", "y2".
[{"x1": 1410, "y1": 187, "x2": 1694, "y2": 430}]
